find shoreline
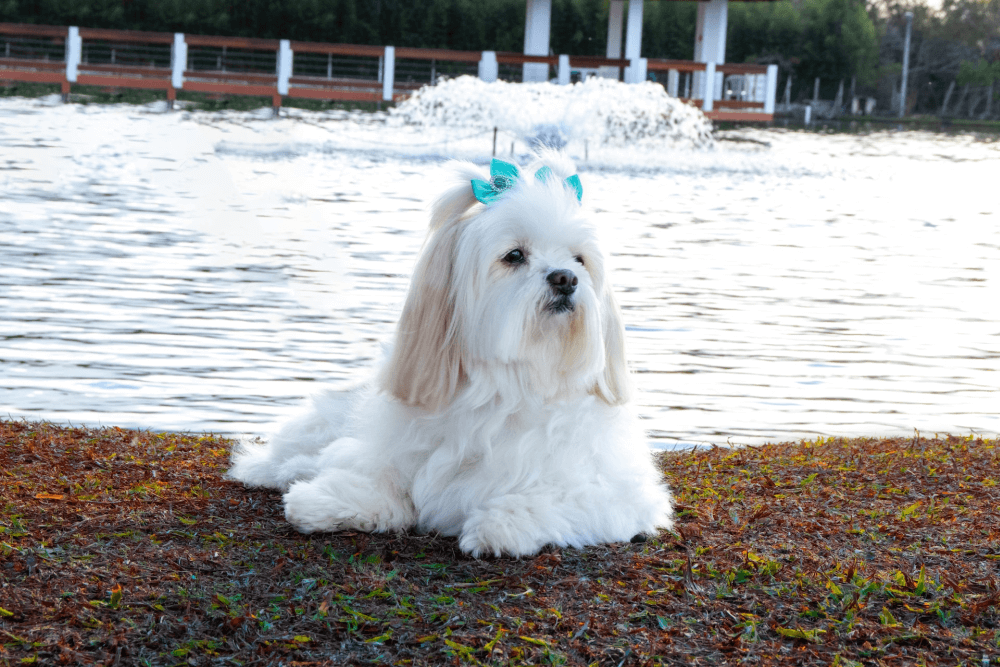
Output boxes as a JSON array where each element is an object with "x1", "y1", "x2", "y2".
[{"x1": 4, "y1": 88, "x2": 1000, "y2": 137}]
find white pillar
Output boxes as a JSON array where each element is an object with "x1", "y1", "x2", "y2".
[
  {"x1": 65, "y1": 26, "x2": 81, "y2": 83},
  {"x1": 694, "y1": 0, "x2": 727, "y2": 64},
  {"x1": 382, "y1": 46, "x2": 395, "y2": 101},
  {"x1": 607, "y1": 0, "x2": 625, "y2": 58},
  {"x1": 693, "y1": 0, "x2": 727, "y2": 105},
  {"x1": 171, "y1": 33, "x2": 187, "y2": 90},
  {"x1": 523, "y1": 0, "x2": 552, "y2": 82},
  {"x1": 624, "y1": 0, "x2": 644, "y2": 60},
  {"x1": 667, "y1": 69, "x2": 679, "y2": 97},
  {"x1": 277, "y1": 40, "x2": 292, "y2": 96},
  {"x1": 702, "y1": 62, "x2": 715, "y2": 112},
  {"x1": 479, "y1": 51, "x2": 498, "y2": 83},
  {"x1": 899, "y1": 11, "x2": 913, "y2": 117},
  {"x1": 622, "y1": 0, "x2": 644, "y2": 82},
  {"x1": 764, "y1": 64, "x2": 778, "y2": 114},
  {"x1": 557, "y1": 54, "x2": 570, "y2": 85},
  {"x1": 601, "y1": 0, "x2": 625, "y2": 80}
]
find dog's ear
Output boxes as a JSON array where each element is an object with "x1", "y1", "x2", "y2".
[
  {"x1": 593, "y1": 281, "x2": 632, "y2": 406},
  {"x1": 379, "y1": 181, "x2": 477, "y2": 411}
]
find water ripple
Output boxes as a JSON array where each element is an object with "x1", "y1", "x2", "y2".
[{"x1": 1, "y1": 99, "x2": 997, "y2": 446}]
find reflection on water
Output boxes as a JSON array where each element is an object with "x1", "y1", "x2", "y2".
[{"x1": 1, "y1": 98, "x2": 997, "y2": 446}]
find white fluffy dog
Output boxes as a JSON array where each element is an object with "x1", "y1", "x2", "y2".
[{"x1": 228, "y1": 155, "x2": 673, "y2": 557}]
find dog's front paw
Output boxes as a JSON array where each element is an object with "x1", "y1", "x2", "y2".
[
  {"x1": 283, "y1": 480, "x2": 376, "y2": 534},
  {"x1": 459, "y1": 506, "x2": 547, "y2": 558}
]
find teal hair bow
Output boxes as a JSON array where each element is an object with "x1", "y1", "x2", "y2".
[
  {"x1": 472, "y1": 159, "x2": 583, "y2": 205},
  {"x1": 471, "y1": 158, "x2": 521, "y2": 205}
]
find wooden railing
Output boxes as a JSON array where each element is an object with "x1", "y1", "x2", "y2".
[{"x1": 0, "y1": 22, "x2": 778, "y2": 120}]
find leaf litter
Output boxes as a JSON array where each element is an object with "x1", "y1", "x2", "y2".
[{"x1": 1, "y1": 420, "x2": 998, "y2": 665}]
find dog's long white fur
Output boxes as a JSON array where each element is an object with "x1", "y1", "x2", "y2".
[{"x1": 228, "y1": 155, "x2": 673, "y2": 557}]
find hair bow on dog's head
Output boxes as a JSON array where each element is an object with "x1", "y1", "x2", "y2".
[{"x1": 472, "y1": 159, "x2": 583, "y2": 205}]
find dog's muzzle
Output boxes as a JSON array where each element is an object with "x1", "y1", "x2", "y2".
[{"x1": 546, "y1": 269, "x2": 577, "y2": 313}]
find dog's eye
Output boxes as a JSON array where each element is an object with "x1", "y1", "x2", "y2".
[
  {"x1": 503, "y1": 249, "x2": 526, "y2": 265},
  {"x1": 574, "y1": 255, "x2": 585, "y2": 266}
]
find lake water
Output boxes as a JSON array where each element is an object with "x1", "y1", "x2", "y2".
[{"x1": 1, "y1": 96, "x2": 997, "y2": 447}]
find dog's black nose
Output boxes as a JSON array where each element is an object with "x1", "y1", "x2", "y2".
[{"x1": 546, "y1": 269, "x2": 578, "y2": 295}]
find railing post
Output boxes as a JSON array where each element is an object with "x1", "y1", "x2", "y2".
[
  {"x1": 557, "y1": 54, "x2": 570, "y2": 85},
  {"x1": 478, "y1": 51, "x2": 498, "y2": 83},
  {"x1": 764, "y1": 64, "x2": 778, "y2": 115},
  {"x1": 65, "y1": 27, "x2": 81, "y2": 83},
  {"x1": 382, "y1": 46, "x2": 395, "y2": 102},
  {"x1": 64, "y1": 26, "x2": 81, "y2": 101},
  {"x1": 277, "y1": 39, "x2": 292, "y2": 95},
  {"x1": 667, "y1": 69, "x2": 679, "y2": 97},
  {"x1": 274, "y1": 39, "x2": 292, "y2": 113},
  {"x1": 702, "y1": 62, "x2": 715, "y2": 112},
  {"x1": 170, "y1": 33, "x2": 186, "y2": 109},
  {"x1": 171, "y1": 33, "x2": 186, "y2": 90}
]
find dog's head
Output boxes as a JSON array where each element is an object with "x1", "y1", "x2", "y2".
[{"x1": 380, "y1": 155, "x2": 629, "y2": 411}]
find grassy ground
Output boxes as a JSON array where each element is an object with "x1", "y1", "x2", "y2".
[{"x1": 1, "y1": 420, "x2": 998, "y2": 666}]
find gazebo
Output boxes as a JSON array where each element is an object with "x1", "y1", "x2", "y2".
[{"x1": 523, "y1": 0, "x2": 754, "y2": 84}]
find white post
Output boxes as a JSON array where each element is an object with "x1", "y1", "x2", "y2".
[
  {"x1": 603, "y1": 0, "x2": 625, "y2": 80},
  {"x1": 623, "y1": 0, "x2": 644, "y2": 83},
  {"x1": 277, "y1": 40, "x2": 292, "y2": 96},
  {"x1": 557, "y1": 54, "x2": 570, "y2": 85},
  {"x1": 693, "y1": 0, "x2": 727, "y2": 104},
  {"x1": 606, "y1": 0, "x2": 624, "y2": 58},
  {"x1": 523, "y1": 0, "x2": 552, "y2": 82},
  {"x1": 382, "y1": 46, "x2": 395, "y2": 101},
  {"x1": 764, "y1": 64, "x2": 778, "y2": 114},
  {"x1": 899, "y1": 10, "x2": 913, "y2": 118},
  {"x1": 702, "y1": 62, "x2": 715, "y2": 111},
  {"x1": 171, "y1": 33, "x2": 187, "y2": 90},
  {"x1": 624, "y1": 0, "x2": 644, "y2": 61},
  {"x1": 65, "y1": 26, "x2": 81, "y2": 83},
  {"x1": 479, "y1": 50, "x2": 498, "y2": 83},
  {"x1": 667, "y1": 69, "x2": 679, "y2": 97}
]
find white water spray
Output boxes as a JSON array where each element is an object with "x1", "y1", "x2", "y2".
[{"x1": 390, "y1": 75, "x2": 714, "y2": 149}]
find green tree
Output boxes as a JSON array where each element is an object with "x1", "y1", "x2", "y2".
[
  {"x1": 727, "y1": 0, "x2": 802, "y2": 65},
  {"x1": 642, "y1": 1, "x2": 698, "y2": 60},
  {"x1": 551, "y1": 0, "x2": 606, "y2": 56},
  {"x1": 957, "y1": 58, "x2": 1000, "y2": 84},
  {"x1": 798, "y1": 0, "x2": 879, "y2": 86}
]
